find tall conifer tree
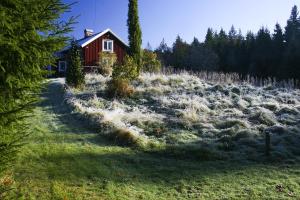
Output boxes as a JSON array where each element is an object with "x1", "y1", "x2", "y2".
[
  {"x1": 205, "y1": 28, "x2": 214, "y2": 46},
  {"x1": 284, "y1": 5, "x2": 300, "y2": 79},
  {"x1": 0, "y1": 0, "x2": 74, "y2": 187},
  {"x1": 127, "y1": 0, "x2": 142, "y2": 72}
]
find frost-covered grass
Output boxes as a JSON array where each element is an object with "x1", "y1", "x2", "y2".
[
  {"x1": 66, "y1": 72, "x2": 300, "y2": 160},
  {"x1": 6, "y1": 79, "x2": 300, "y2": 199}
]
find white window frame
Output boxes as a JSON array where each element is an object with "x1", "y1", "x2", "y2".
[
  {"x1": 58, "y1": 61, "x2": 67, "y2": 72},
  {"x1": 102, "y1": 39, "x2": 114, "y2": 53}
]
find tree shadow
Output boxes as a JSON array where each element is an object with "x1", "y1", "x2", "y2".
[
  {"x1": 20, "y1": 149, "x2": 300, "y2": 187},
  {"x1": 37, "y1": 79, "x2": 112, "y2": 146}
]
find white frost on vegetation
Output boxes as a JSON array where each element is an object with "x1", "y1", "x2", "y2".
[{"x1": 65, "y1": 72, "x2": 300, "y2": 158}]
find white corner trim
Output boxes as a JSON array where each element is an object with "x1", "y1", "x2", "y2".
[{"x1": 80, "y1": 28, "x2": 128, "y2": 48}]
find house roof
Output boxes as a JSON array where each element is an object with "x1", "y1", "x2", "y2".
[
  {"x1": 57, "y1": 29, "x2": 128, "y2": 55},
  {"x1": 78, "y1": 28, "x2": 128, "y2": 47}
]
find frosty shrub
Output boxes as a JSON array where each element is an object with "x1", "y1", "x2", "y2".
[
  {"x1": 112, "y1": 55, "x2": 139, "y2": 81},
  {"x1": 98, "y1": 52, "x2": 117, "y2": 76},
  {"x1": 142, "y1": 50, "x2": 161, "y2": 73},
  {"x1": 107, "y1": 55, "x2": 139, "y2": 98}
]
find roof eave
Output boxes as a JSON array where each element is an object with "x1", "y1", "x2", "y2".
[{"x1": 80, "y1": 29, "x2": 128, "y2": 48}]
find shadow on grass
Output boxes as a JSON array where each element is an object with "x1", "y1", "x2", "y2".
[
  {"x1": 37, "y1": 79, "x2": 112, "y2": 146},
  {"x1": 21, "y1": 149, "x2": 300, "y2": 188}
]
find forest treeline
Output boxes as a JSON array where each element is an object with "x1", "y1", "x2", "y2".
[{"x1": 155, "y1": 5, "x2": 300, "y2": 80}]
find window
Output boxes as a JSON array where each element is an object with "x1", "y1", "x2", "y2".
[
  {"x1": 58, "y1": 61, "x2": 67, "y2": 72},
  {"x1": 102, "y1": 39, "x2": 113, "y2": 52}
]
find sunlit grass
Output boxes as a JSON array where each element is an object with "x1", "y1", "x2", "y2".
[{"x1": 5, "y1": 80, "x2": 300, "y2": 200}]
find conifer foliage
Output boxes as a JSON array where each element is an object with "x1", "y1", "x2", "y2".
[
  {"x1": 0, "y1": 0, "x2": 73, "y2": 189},
  {"x1": 156, "y1": 5, "x2": 300, "y2": 80},
  {"x1": 127, "y1": 0, "x2": 142, "y2": 71},
  {"x1": 66, "y1": 40, "x2": 85, "y2": 88}
]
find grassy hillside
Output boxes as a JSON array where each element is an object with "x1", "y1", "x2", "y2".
[
  {"x1": 66, "y1": 73, "x2": 300, "y2": 161},
  {"x1": 4, "y1": 78, "x2": 300, "y2": 199}
]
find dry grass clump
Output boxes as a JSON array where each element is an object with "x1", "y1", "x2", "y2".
[
  {"x1": 214, "y1": 119, "x2": 249, "y2": 130},
  {"x1": 110, "y1": 129, "x2": 140, "y2": 146},
  {"x1": 106, "y1": 79, "x2": 134, "y2": 98},
  {"x1": 0, "y1": 174, "x2": 14, "y2": 198}
]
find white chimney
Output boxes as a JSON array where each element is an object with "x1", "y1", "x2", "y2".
[{"x1": 84, "y1": 29, "x2": 94, "y2": 38}]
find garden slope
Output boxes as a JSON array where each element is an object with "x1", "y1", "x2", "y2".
[{"x1": 66, "y1": 73, "x2": 300, "y2": 161}]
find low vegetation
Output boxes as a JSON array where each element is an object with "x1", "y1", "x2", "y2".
[
  {"x1": 5, "y1": 79, "x2": 300, "y2": 199},
  {"x1": 66, "y1": 72, "x2": 300, "y2": 161},
  {"x1": 142, "y1": 50, "x2": 162, "y2": 73},
  {"x1": 98, "y1": 52, "x2": 117, "y2": 76}
]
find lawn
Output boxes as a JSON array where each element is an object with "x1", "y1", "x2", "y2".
[{"x1": 5, "y1": 79, "x2": 300, "y2": 200}]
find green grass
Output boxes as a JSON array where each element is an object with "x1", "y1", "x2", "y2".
[{"x1": 5, "y1": 80, "x2": 300, "y2": 199}]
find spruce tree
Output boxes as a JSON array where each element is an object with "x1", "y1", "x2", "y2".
[
  {"x1": 273, "y1": 23, "x2": 285, "y2": 78},
  {"x1": 285, "y1": 5, "x2": 300, "y2": 43},
  {"x1": 66, "y1": 40, "x2": 85, "y2": 88},
  {"x1": 0, "y1": 0, "x2": 73, "y2": 189},
  {"x1": 228, "y1": 25, "x2": 238, "y2": 41},
  {"x1": 127, "y1": 0, "x2": 142, "y2": 73},
  {"x1": 284, "y1": 5, "x2": 300, "y2": 79},
  {"x1": 155, "y1": 38, "x2": 172, "y2": 66},
  {"x1": 156, "y1": 38, "x2": 169, "y2": 53},
  {"x1": 216, "y1": 29, "x2": 229, "y2": 72},
  {"x1": 172, "y1": 36, "x2": 189, "y2": 69},
  {"x1": 205, "y1": 28, "x2": 214, "y2": 46},
  {"x1": 251, "y1": 27, "x2": 273, "y2": 77}
]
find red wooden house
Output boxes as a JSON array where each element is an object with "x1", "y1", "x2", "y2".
[{"x1": 55, "y1": 28, "x2": 128, "y2": 76}]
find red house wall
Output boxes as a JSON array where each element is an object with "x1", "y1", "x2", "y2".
[{"x1": 82, "y1": 32, "x2": 127, "y2": 66}]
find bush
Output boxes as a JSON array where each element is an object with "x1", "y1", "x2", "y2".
[
  {"x1": 107, "y1": 79, "x2": 134, "y2": 98},
  {"x1": 66, "y1": 40, "x2": 85, "y2": 88},
  {"x1": 98, "y1": 52, "x2": 117, "y2": 76},
  {"x1": 142, "y1": 50, "x2": 161, "y2": 73},
  {"x1": 112, "y1": 55, "x2": 139, "y2": 81},
  {"x1": 108, "y1": 55, "x2": 138, "y2": 98}
]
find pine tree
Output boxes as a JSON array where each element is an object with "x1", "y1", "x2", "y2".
[
  {"x1": 155, "y1": 38, "x2": 172, "y2": 66},
  {"x1": 146, "y1": 42, "x2": 153, "y2": 51},
  {"x1": 156, "y1": 38, "x2": 169, "y2": 53},
  {"x1": 205, "y1": 28, "x2": 214, "y2": 46},
  {"x1": 171, "y1": 35, "x2": 189, "y2": 69},
  {"x1": 0, "y1": 0, "x2": 73, "y2": 189},
  {"x1": 127, "y1": 0, "x2": 142, "y2": 73},
  {"x1": 189, "y1": 37, "x2": 219, "y2": 71},
  {"x1": 228, "y1": 25, "x2": 238, "y2": 41},
  {"x1": 251, "y1": 27, "x2": 273, "y2": 77},
  {"x1": 216, "y1": 28, "x2": 229, "y2": 72},
  {"x1": 66, "y1": 40, "x2": 85, "y2": 88},
  {"x1": 283, "y1": 5, "x2": 300, "y2": 79},
  {"x1": 285, "y1": 5, "x2": 300, "y2": 43},
  {"x1": 273, "y1": 23, "x2": 284, "y2": 43},
  {"x1": 273, "y1": 23, "x2": 285, "y2": 78}
]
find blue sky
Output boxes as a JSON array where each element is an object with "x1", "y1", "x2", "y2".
[{"x1": 61, "y1": 0, "x2": 299, "y2": 48}]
